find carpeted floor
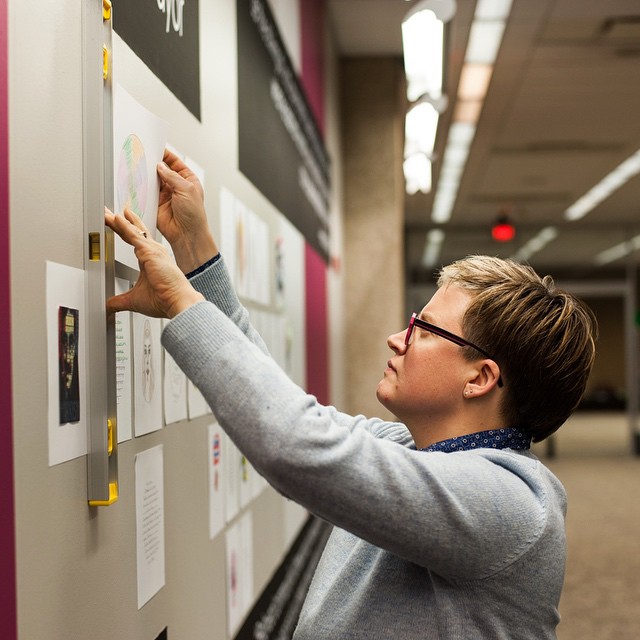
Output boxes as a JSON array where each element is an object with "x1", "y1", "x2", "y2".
[{"x1": 532, "y1": 412, "x2": 640, "y2": 640}]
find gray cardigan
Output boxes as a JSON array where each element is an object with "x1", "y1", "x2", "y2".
[{"x1": 162, "y1": 257, "x2": 567, "y2": 639}]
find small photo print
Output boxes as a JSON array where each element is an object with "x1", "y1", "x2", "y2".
[{"x1": 58, "y1": 306, "x2": 80, "y2": 424}]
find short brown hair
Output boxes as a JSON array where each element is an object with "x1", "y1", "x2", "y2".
[{"x1": 438, "y1": 255, "x2": 598, "y2": 442}]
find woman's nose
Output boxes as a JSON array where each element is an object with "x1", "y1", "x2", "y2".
[{"x1": 387, "y1": 330, "x2": 407, "y2": 354}]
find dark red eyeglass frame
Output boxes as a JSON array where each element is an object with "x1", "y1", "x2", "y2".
[{"x1": 406, "y1": 313, "x2": 504, "y2": 387}]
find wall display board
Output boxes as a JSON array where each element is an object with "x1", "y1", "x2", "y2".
[
  {"x1": 8, "y1": 0, "x2": 340, "y2": 638},
  {"x1": 237, "y1": 0, "x2": 331, "y2": 262}
]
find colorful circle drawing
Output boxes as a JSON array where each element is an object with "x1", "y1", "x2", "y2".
[{"x1": 116, "y1": 134, "x2": 148, "y2": 218}]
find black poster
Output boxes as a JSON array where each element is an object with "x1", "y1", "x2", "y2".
[
  {"x1": 112, "y1": 0, "x2": 200, "y2": 120},
  {"x1": 237, "y1": 0, "x2": 331, "y2": 262}
]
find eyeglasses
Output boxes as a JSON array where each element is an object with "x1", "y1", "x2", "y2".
[{"x1": 405, "y1": 312, "x2": 503, "y2": 387}]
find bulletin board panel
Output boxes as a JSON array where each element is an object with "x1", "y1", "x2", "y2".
[{"x1": 8, "y1": 1, "x2": 338, "y2": 638}]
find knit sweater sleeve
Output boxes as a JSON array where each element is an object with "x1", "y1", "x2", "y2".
[
  {"x1": 187, "y1": 254, "x2": 270, "y2": 355},
  {"x1": 186, "y1": 256, "x2": 413, "y2": 443},
  {"x1": 162, "y1": 299, "x2": 552, "y2": 581}
]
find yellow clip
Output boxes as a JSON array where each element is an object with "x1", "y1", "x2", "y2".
[
  {"x1": 88, "y1": 232, "x2": 100, "y2": 261},
  {"x1": 89, "y1": 481, "x2": 119, "y2": 507},
  {"x1": 103, "y1": 46, "x2": 109, "y2": 80},
  {"x1": 107, "y1": 418, "x2": 114, "y2": 455},
  {"x1": 103, "y1": 0, "x2": 112, "y2": 21}
]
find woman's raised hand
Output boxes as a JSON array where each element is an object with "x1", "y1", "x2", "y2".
[{"x1": 105, "y1": 207, "x2": 204, "y2": 319}]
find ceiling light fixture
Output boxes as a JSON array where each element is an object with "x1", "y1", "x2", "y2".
[
  {"x1": 402, "y1": 0, "x2": 457, "y2": 103},
  {"x1": 512, "y1": 226, "x2": 558, "y2": 262},
  {"x1": 404, "y1": 99, "x2": 440, "y2": 158},
  {"x1": 429, "y1": 0, "x2": 513, "y2": 226},
  {"x1": 564, "y1": 148, "x2": 640, "y2": 221},
  {"x1": 593, "y1": 234, "x2": 640, "y2": 266},
  {"x1": 422, "y1": 228, "x2": 446, "y2": 267},
  {"x1": 404, "y1": 153, "x2": 433, "y2": 195}
]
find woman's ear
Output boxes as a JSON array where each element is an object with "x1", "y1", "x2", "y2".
[{"x1": 463, "y1": 360, "x2": 502, "y2": 398}]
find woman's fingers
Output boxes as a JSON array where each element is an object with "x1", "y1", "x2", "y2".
[
  {"x1": 122, "y1": 207, "x2": 152, "y2": 235},
  {"x1": 105, "y1": 207, "x2": 152, "y2": 247}
]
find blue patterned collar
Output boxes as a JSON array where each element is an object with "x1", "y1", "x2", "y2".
[{"x1": 419, "y1": 427, "x2": 531, "y2": 453}]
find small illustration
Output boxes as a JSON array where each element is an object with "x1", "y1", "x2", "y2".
[
  {"x1": 274, "y1": 236, "x2": 285, "y2": 308},
  {"x1": 235, "y1": 213, "x2": 247, "y2": 291},
  {"x1": 168, "y1": 357, "x2": 184, "y2": 401},
  {"x1": 212, "y1": 432, "x2": 221, "y2": 491},
  {"x1": 117, "y1": 133, "x2": 148, "y2": 217},
  {"x1": 58, "y1": 306, "x2": 80, "y2": 424},
  {"x1": 141, "y1": 318, "x2": 155, "y2": 403}
]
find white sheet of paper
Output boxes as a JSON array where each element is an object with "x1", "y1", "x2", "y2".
[
  {"x1": 133, "y1": 314, "x2": 163, "y2": 436},
  {"x1": 163, "y1": 348, "x2": 188, "y2": 425},
  {"x1": 185, "y1": 155, "x2": 205, "y2": 187},
  {"x1": 135, "y1": 445, "x2": 165, "y2": 609},
  {"x1": 113, "y1": 84, "x2": 169, "y2": 270},
  {"x1": 224, "y1": 433, "x2": 241, "y2": 524},
  {"x1": 188, "y1": 380, "x2": 210, "y2": 419},
  {"x1": 208, "y1": 423, "x2": 226, "y2": 540},
  {"x1": 239, "y1": 452, "x2": 253, "y2": 509},
  {"x1": 225, "y1": 520, "x2": 242, "y2": 636},
  {"x1": 276, "y1": 215, "x2": 306, "y2": 386},
  {"x1": 115, "y1": 278, "x2": 133, "y2": 443},
  {"x1": 219, "y1": 187, "x2": 270, "y2": 304},
  {"x1": 46, "y1": 262, "x2": 88, "y2": 466},
  {"x1": 240, "y1": 512, "x2": 254, "y2": 620},
  {"x1": 162, "y1": 318, "x2": 186, "y2": 427},
  {"x1": 225, "y1": 511, "x2": 254, "y2": 637}
]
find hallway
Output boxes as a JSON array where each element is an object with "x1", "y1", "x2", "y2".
[{"x1": 532, "y1": 412, "x2": 640, "y2": 639}]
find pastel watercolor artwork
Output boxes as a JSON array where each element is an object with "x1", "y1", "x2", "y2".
[{"x1": 117, "y1": 133, "x2": 148, "y2": 218}]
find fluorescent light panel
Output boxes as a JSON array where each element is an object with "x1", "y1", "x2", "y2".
[
  {"x1": 512, "y1": 227, "x2": 558, "y2": 262},
  {"x1": 404, "y1": 101, "x2": 440, "y2": 158},
  {"x1": 422, "y1": 228, "x2": 446, "y2": 268},
  {"x1": 428, "y1": 0, "x2": 512, "y2": 225},
  {"x1": 474, "y1": 0, "x2": 513, "y2": 20},
  {"x1": 564, "y1": 149, "x2": 640, "y2": 221},
  {"x1": 458, "y1": 64, "x2": 493, "y2": 101},
  {"x1": 404, "y1": 154, "x2": 433, "y2": 195},
  {"x1": 402, "y1": 10, "x2": 444, "y2": 102},
  {"x1": 593, "y1": 234, "x2": 640, "y2": 266},
  {"x1": 465, "y1": 21, "x2": 506, "y2": 64}
]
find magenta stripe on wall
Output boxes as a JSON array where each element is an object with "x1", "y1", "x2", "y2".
[
  {"x1": 0, "y1": 0, "x2": 17, "y2": 637},
  {"x1": 300, "y1": 0, "x2": 329, "y2": 402},
  {"x1": 299, "y1": 0, "x2": 325, "y2": 137},
  {"x1": 304, "y1": 243, "x2": 329, "y2": 405}
]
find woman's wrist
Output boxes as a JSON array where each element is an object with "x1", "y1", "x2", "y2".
[
  {"x1": 173, "y1": 232, "x2": 219, "y2": 274},
  {"x1": 167, "y1": 289, "x2": 206, "y2": 319},
  {"x1": 185, "y1": 253, "x2": 221, "y2": 279}
]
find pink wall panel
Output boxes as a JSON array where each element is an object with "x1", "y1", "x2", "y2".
[{"x1": 0, "y1": 0, "x2": 18, "y2": 636}]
